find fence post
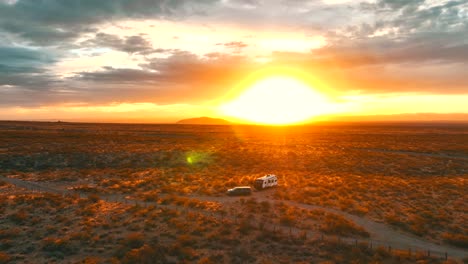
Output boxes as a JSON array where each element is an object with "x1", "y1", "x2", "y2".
[
  {"x1": 445, "y1": 252, "x2": 447, "y2": 260},
  {"x1": 408, "y1": 248, "x2": 411, "y2": 256},
  {"x1": 427, "y1": 250, "x2": 430, "y2": 257},
  {"x1": 388, "y1": 246, "x2": 391, "y2": 253}
]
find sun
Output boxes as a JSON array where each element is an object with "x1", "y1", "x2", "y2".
[{"x1": 220, "y1": 75, "x2": 333, "y2": 125}]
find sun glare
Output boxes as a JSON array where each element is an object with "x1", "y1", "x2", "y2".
[{"x1": 221, "y1": 76, "x2": 333, "y2": 125}]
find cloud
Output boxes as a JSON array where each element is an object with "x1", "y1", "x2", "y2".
[
  {"x1": 307, "y1": 37, "x2": 468, "y2": 67},
  {"x1": 0, "y1": 0, "x2": 224, "y2": 107},
  {"x1": 273, "y1": 43, "x2": 468, "y2": 92},
  {"x1": 1, "y1": 40, "x2": 466, "y2": 108},
  {"x1": 205, "y1": 0, "x2": 356, "y2": 31},
  {"x1": 217, "y1": 41, "x2": 248, "y2": 53},
  {"x1": 357, "y1": 0, "x2": 468, "y2": 38},
  {"x1": 0, "y1": 0, "x2": 467, "y2": 112},
  {"x1": 75, "y1": 67, "x2": 156, "y2": 84},
  {"x1": 223, "y1": 0, "x2": 261, "y2": 9},
  {"x1": 0, "y1": 46, "x2": 55, "y2": 69},
  {"x1": 0, "y1": 50, "x2": 255, "y2": 107},
  {"x1": 68, "y1": 50, "x2": 253, "y2": 105},
  {"x1": 0, "y1": 46, "x2": 61, "y2": 102},
  {"x1": 82, "y1": 33, "x2": 156, "y2": 55},
  {"x1": 0, "y1": 0, "x2": 219, "y2": 46},
  {"x1": 276, "y1": 0, "x2": 468, "y2": 94}
]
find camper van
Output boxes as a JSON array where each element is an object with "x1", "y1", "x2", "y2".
[{"x1": 254, "y1": 174, "x2": 278, "y2": 190}]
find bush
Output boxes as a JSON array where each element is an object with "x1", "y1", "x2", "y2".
[
  {"x1": 41, "y1": 237, "x2": 75, "y2": 254},
  {"x1": 0, "y1": 240, "x2": 12, "y2": 250},
  {"x1": 122, "y1": 233, "x2": 145, "y2": 249},
  {"x1": 87, "y1": 194, "x2": 100, "y2": 203},
  {"x1": 176, "y1": 234, "x2": 196, "y2": 247},
  {"x1": 0, "y1": 252, "x2": 11, "y2": 264},
  {"x1": 441, "y1": 233, "x2": 468, "y2": 248},
  {"x1": 169, "y1": 245, "x2": 198, "y2": 261},
  {"x1": 121, "y1": 244, "x2": 167, "y2": 264},
  {"x1": 238, "y1": 219, "x2": 254, "y2": 235},
  {"x1": 320, "y1": 213, "x2": 369, "y2": 237},
  {"x1": 230, "y1": 247, "x2": 256, "y2": 264},
  {"x1": 0, "y1": 228, "x2": 20, "y2": 239},
  {"x1": 279, "y1": 214, "x2": 295, "y2": 227},
  {"x1": 8, "y1": 210, "x2": 29, "y2": 224},
  {"x1": 259, "y1": 201, "x2": 271, "y2": 212},
  {"x1": 80, "y1": 257, "x2": 102, "y2": 264}
]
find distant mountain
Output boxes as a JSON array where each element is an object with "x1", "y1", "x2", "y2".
[{"x1": 176, "y1": 117, "x2": 231, "y2": 125}]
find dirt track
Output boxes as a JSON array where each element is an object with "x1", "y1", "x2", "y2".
[{"x1": 1, "y1": 176, "x2": 467, "y2": 260}]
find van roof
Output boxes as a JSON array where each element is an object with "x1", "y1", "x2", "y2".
[{"x1": 256, "y1": 174, "x2": 277, "y2": 180}]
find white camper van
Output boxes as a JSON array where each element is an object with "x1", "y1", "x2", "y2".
[{"x1": 254, "y1": 174, "x2": 278, "y2": 190}]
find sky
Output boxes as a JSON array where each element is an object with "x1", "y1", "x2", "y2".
[{"x1": 0, "y1": 0, "x2": 467, "y2": 123}]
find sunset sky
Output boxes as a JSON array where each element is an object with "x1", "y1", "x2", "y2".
[{"x1": 0, "y1": 0, "x2": 467, "y2": 123}]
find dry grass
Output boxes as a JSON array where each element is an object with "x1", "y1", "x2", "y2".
[
  {"x1": 0, "y1": 186, "x2": 452, "y2": 263},
  {"x1": 0, "y1": 121, "x2": 466, "y2": 262}
]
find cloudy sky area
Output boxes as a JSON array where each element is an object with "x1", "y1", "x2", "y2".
[{"x1": 0, "y1": 0, "x2": 467, "y2": 122}]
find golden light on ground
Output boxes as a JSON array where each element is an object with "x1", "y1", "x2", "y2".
[{"x1": 220, "y1": 75, "x2": 334, "y2": 125}]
